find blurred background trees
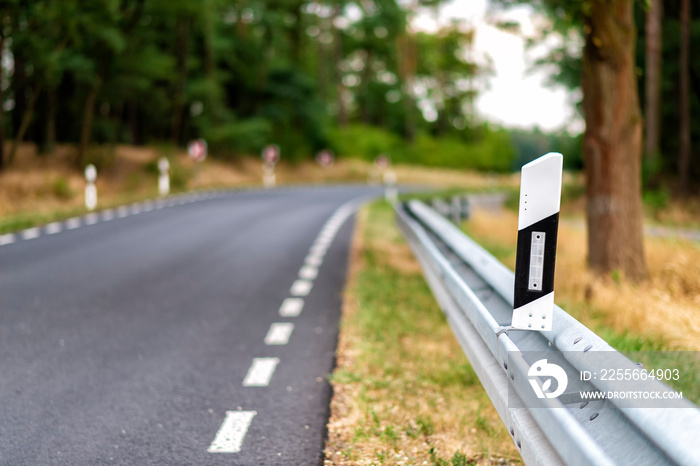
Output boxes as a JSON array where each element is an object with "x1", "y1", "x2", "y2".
[
  {"x1": 0, "y1": 0, "x2": 521, "y2": 170},
  {"x1": 0, "y1": 1, "x2": 698, "y2": 192}
]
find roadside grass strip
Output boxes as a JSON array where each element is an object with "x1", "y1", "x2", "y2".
[{"x1": 324, "y1": 202, "x2": 520, "y2": 466}]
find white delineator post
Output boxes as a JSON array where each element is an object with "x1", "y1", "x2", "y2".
[
  {"x1": 84, "y1": 164, "x2": 98, "y2": 211},
  {"x1": 263, "y1": 163, "x2": 276, "y2": 188},
  {"x1": 511, "y1": 152, "x2": 563, "y2": 332},
  {"x1": 158, "y1": 157, "x2": 170, "y2": 196}
]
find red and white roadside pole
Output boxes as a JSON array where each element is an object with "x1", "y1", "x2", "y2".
[{"x1": 261, "y1": 145, "x2": 280, "y2": 188}]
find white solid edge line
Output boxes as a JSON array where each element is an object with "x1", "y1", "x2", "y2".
[
  {"x1": 264, "y1": 323, "x2": 295, "y2": 345},
  {"x1": 208, "y1": 411, "x2": 257, "y2": 453},
  {"x1": 0, "y1": 233, "x2": 16, "y2": 245},
  {"x1": 45, "y1": 222, "x2": 62, "y2": 235},
  {"x1": 22, "y1": 227, "x2": 40, "y2": 240},
  {"x1": 290, "y1": 279, "x2": 313, "y2": 297},
  {"x1": 279, "y1": 298, "x2": 304, "y2": 317},
  {"x1": 243, "y1": 358, "x2": 280, "y2": 387}
]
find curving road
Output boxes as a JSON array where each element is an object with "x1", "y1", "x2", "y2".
[{"x1": 0, "y1": 186, "x2": 380, "y2": 465}]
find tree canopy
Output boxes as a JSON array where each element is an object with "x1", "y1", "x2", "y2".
[{"x1": 1, "y1": 0, "x2": 504, "y2": 168}]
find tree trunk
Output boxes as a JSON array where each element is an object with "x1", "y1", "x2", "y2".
[
  {"x1": 0, "y1": 34, "x2": 5, "y2": 171},
  {"x1": 9, "y1": 85, "x2": 42, "y2": 165},
  {"x1": 171, "y1": 16, "x2": 190, "y2": 145},
  {"x1": 644, "y1": 0, "x2": 662, "y2": 163},
  {"x1": 397, "y1": 33, "x2": 417, "y2": 141},
  {"x1": 78, "y1": 79, "x2": 102, "y2": 166},
  {"x1": 678, "y1": 0, "x2": 691, "y2": 196},
  {"x1": 360, "y1": 49, "x2": 373, "y2": 124},
  {"x1": 582, "y1": 0, "x2": 647, "y2": 281},
  {"x1": 332, "y1": 5, "x2": 347, "y2": 128},
  {"x1": 41, "y1": 87, "x2": 57, "y2": 155},
  {"x1": 12, "y1": 45, "x2": 26, "y2": 139},
  {"x1": 129, "y1": 101, "x2": 143, "y2": 145}
]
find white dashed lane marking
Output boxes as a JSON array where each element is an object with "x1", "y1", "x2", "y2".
[
  {"x1": 0, "y1": 233, "x2": 16, "y2": 245},
  {"x1": 45, "y1": 222, "x2": 62, "y2": 235},
  {"x1": 308, "y1": 244, "x2": 327, "y2": 256},
  {"x1": 21, "y1": 228, "x2": 40, "y2": 240},
  {"x1": 304, "y1": 254, "x2": 323, "y2": 267},
  {"x1": 101, "y1": 209, "x2": 115, "y2": 221},
  {"x1": 279, "y1": 298, "x2": 304, "y2": 317},
  {"x1": 290, "y1": 279, "x2": 313, "y2": 297},
  {"x1": 85, "y1": 213, "x2": 99, "y2": 225},
  {"x1": 208, "y1": 411, "x2": 257, "y2": 453},
  {"x1": 66, "y1": 218, "x2": 81, "y2": 230},
  {"x1": 298, "y1": 265, "x2": 318, "y2": 280},
  {"x1": 264, "y1": 323, "x2": 294, "y2": 345},
  {"x1": 243, "y1": 358, "x2": 280, "y2": 387}
]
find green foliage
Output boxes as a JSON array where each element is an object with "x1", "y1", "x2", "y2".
[
  {"x1": 331, "y1": 124, "x2": 515, "y2": 172},
  {"x1": 2, "y1": 0, "x2": 490, "y2": 169},
  {"x1": 203, "y1": 119, "x2": 272, "y2": 156},
  {"x1": 330, "y1": 124, "x2": 404, "y2": 160},
  {"x1": 430, "y1": 448, "x2": 474, "y2": 466},
  {"x1": 508, "y1": 128, "x2": 583, "y2": 170},
  {"x1": 52, "y1": 177, "x2": 74, "y2": 200},
  {"x1": 643, "y1": 188, "x2": 671, "y2": 211}
]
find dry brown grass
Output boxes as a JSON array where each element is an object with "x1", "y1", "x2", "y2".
[
  {"x1": 1, "y1": 142, "x2": 515, "y2": 223},
  {"x1": 466, "y1": 209, "x2": 700, "y2": 350},
  {"x1": 325, "y1": 204, "x2": 520, "y2": 465}
]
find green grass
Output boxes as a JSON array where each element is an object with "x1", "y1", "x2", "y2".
[{"x1": 325, "y1": 201, "x2": 519, "y2": 465}]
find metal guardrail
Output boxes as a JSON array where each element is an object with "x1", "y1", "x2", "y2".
[{"x1": 396, "y1": 200, "x2": 700, "y2": 466}]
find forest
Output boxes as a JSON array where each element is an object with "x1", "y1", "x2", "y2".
[
  {"x1": 0, "y1": 0, "x2": 698, "y2": 192},
  {"x1": 0, "y1": 0, "x2": 514, "y2": 171}
]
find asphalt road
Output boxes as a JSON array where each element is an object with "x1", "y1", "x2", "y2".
[{"x1": 0, "y1": 185, "x2": 381, "y2": 465}]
